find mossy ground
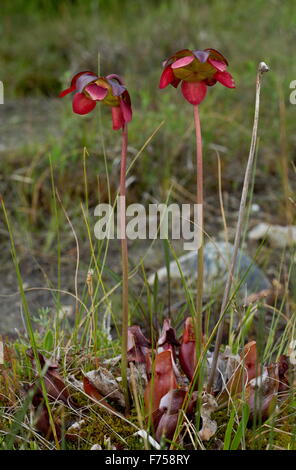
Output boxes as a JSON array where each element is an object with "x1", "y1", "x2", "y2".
[{"x1": 1, "y1": 341, "x2": 295, "y2": 450}]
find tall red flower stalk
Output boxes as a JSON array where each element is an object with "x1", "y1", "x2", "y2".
[
  {"x1": 119, "y1": 123, "x2": 130, "y2": 410},
  {"x1": 159, "y1": 48, "x2": 235, "y2": 360},
  {"x1": 194, "y1": 105, "x2": 203, "y2": 357},
  {"x1": 60, "y1": 71, "x2": 132, "y2": 409}
]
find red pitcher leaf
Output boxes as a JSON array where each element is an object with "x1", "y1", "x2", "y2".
[
  {"x1": 144, "y1": 350, "x2": 177, "y2": 415},
  {"x1": 179, "y1": 342, "x2": 196, "y2": 381},
  {"x1": 155, "y1": 411, "x2": 179, "y2": 442},
  {"x1": 145, "y1": 352, "x2": 153, "y2": 379},
  {"x1": 218, "y1": 342, "x2": 260, "y2": 403},
  {"x1": 83, "y1": 376, "x2": 116, "y2": 411},
  {"x1": 151, "y1": 407, "x2": 165, "y2": 433},
  {"x1": 159, "y1": 388, "x2": 187, "y2": 414},
  {"x1": 155, "y1": 389, "x2": 197, "y2": 442},
  {"x1": 27, "y1": 349, "x2": 75, "y2": 407},
  {"x1": 44, "y1": 367, "x2": 73, "y2": 406},
  {"x1": 242, "y1": 341, "x2": 260, "y2": 381},
  {"x1": 127, "y1": 325, "x2": 151, "y2": 364},
  {"x1": 157, "y1": 318, "x2": 180, "y2": 357},
  {"x1": 31, "y1": 388, "x2": 61, "y2": 440},
  {"x1": 155, "y1": 389, "x2": 185, "y2": 442},
  {"x1": 179, "y1": 317, "x2": 197, "y2": 381}
]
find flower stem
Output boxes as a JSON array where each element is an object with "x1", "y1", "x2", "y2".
[
  {"x1": 194, "y1": 104, "x2": 203, "y2": 358},
  {"x1": 120, "y1": 124, "x2": 130, "y2": 412}
]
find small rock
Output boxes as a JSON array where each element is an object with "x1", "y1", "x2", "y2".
[
  {"x1": 148, "y1": 241, "x2": 271, "y2": 300},
  {"x1": 249, "y1": 223, "x2": 296, "y2": 248},
  {"x1": 90, "y1": 444, "x2": 102, "y2": 450}
]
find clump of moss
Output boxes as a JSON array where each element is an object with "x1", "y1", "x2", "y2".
[{"x1": 66, "y1": 407, "x2": 139, "y2": 450}]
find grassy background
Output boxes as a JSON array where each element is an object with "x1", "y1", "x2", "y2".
[
  {"x1": 0, "y1": 0, "x2": 295, "y2": 329},
  {"x1": 1, "y1": 0, "x2": 295, "y2": 204}
]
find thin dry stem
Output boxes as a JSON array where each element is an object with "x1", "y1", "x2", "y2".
[{"x1": 207, "y1": 61, "x2": 270, "y2": 392}]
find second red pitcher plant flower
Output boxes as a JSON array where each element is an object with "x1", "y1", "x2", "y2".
[
  {"x1": 60, "y1": 71, "x2": 132, "y2": 130},
  {"x1": 159, "y1": 48, "x2": 235, "y2": 377},
  {"x1": 159, "y1": 48, "x2": 235, "y2": 105}
]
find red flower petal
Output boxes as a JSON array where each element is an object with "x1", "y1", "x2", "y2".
[
  {"x1": 85, "y1": 83, "x2": 108, "y2": 101},
  {"x1": 71, "y1": 70, "x2": 97, "y2": 87},
  {"x1": 106, "y1": 79, "x2": 126, "y2": 97},
  {"x1": 59, "y1": 85, "x2": 75, "y2": 98},
  {"x1": 106, "y1": 73, "x2": 125, "y2": 85},
  {"x1": 60, "y1": 71, "x2": 97, "y2": 98},
  {"x1": 181, "y1": 81, "x2": 207, "y2": 105},
  {"x1": 111, "y1": 106, "x2": 125, "y2": 130},
  {"x1": 214, "y1": 70, "x2": 235, "y2": 88},
  {"x1": 208, "y1": 58, "x2": 227, "y2": 72},
  {"x1": 159, "y1": 66, "x2": 175, "y2": 89},
  {"x1": 76, "y1": 74, "x2": 98, "y2": 93},
  {"x1": 204, "y1": 48, "x2": 229, "y2": 66},
  {"x1": 120, "y1": 91, "x2": 132, "y2": 124},
  {"x1": 171, "y1": 55, "x2": 195, "y2": 69},
  {"x1": 72, "y1": 92, "x2": 96, "y2": 115}
]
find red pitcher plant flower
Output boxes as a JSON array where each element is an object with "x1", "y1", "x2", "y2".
[
  {"x1": 159, "y1": 48, "x2": 235, "y2": 105},
  {"x1": 60, "y1": 69, "x2": 132, "y2": 410},
  {"x1": 60, "y1": 71, "x2": 132, "y2": 130},
  {"x1": 159, "y1": 49, "x2": 235, "y2": 372}
]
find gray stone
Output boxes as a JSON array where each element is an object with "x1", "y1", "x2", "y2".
[{"x1": 148, "y1": 241, "x2": 271, "y2": 300}]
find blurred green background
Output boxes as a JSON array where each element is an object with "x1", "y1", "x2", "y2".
[
  {"x1": 1, "y1": 0, "x2": 295, "y2": 212},
  {"x1": 0, "y1": 0, "x2": 295, "y2": 336}
]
